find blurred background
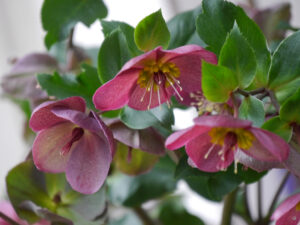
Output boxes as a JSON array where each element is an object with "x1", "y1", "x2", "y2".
[{"x1": 1, "y1": 0, "x2": 300, "y2": 224}]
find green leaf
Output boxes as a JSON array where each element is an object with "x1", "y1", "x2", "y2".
[
  {"x1": 175, "y1": 156, "x2": 265, "y2": 201},
  {"x1": 109, "y1": 157, "x2": 176, "y2": 207},
  {"x1": 269, "y1": 31, "x2": 300, "y2": 103},
  {"x1": 120, "y1": 104, "x2": 174, "y2": 130},
  {"x1": 219, "y1": 25, "x2": 257, "y2": 88},
  {"x1": 201, "y1": 61, "x2": 238, "y2": 102},
  {"x1": 235, "y1": 7, "x2": 271, "y2": 87},
  {"x1": 158, "y1": 197, "x2": 204, "y2": 225},
  {"x1": 42, "y1": 0, "x2": 107, "y2": 49},
  {"x1": 101, "y1": 20, "x2": 141, "y2": 56},
  {"x1": 98, "y1": 29, "x2": 132, "y2": 83},
  {"x1": 6, "y1": 160, "x2": 56, "y2": 223},
  {"x1": 134, "y1": 10, "x2": 170, "y2": 51},
  {"x1": 196, "y1": 0, "x2": 236, "y2": 55},
  {"x1": 262, "y1": 116, "x2": 292, "y2": 142},
  {"x1": 37, "y1": 64, "x2": 101, "y2": 109},
  {"x1": 114, "y1": 142, "x2": 159, "y2": 175},
  {"x1": 280, "y1": 88, "x2": 300, "y2": 124},
  {"x1": 108, "y1": 213, "x2": 142, "y2": 225},
  {"x1": 167, "y1": 6, "x2": 202, "y2": 49},
  {"x1": 239, "y1": 96, "x2": 265, "y2": 127}
]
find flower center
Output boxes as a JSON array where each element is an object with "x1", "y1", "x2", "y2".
[
  {"x1": 137, "y1": 60, "x2": 182, "y2": 109},
  {"x1": 61, "y1": 127, "x2": 84, "y2": 155},
  {"x1": 296, "y1": 202, "x2": 300, "y2": 211}
]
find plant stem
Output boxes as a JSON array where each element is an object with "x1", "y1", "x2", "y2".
[
  {"x1": 265, "y1": 171, "x2": 290, "y2": 219},
  {"x1": 244, "y1": 185, "x2": 252, "y2": 223},
  {"x1": 236, "y1": 88, "x2": 266, "y2": 97},
  {"x1": 257, "y1": 180, "x2": 262, "y2": 220},
  {"x1": 267, "y1": 90, "x2": 280, "y2": 113},
  {"x1": 221, "y1": 189, "x2": 238, "y2": 225},
  {"x1": 133, "y1": 206, "x2": 157, "y2": 225},
  {"x1": 67, "y1": 28, "x2": 74, "y2": 49},
  {"x1": 0, "y1": 211, "x2": 21, "y2": 225}
]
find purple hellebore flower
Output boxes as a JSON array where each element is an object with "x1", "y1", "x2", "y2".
[
  {"x1": 272, "y1": 192, "x2": 300, "y2": 225},
  {"x1": 93, "y1": 45, "x2": 217, "y2": 111},
  {"x1": 165, "y1": 115, "x2": 289, "y2": 172},
  {"x1": 29, "y1": 96, "x2": 114, "y2": 194}
]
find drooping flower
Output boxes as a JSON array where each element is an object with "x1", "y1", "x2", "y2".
[
  {"x1": 271, "y1": 192, "x2": 300, "y2": 225},
  {"x1": 0, "y1": 201, "x2": 49, "y2": 225},
  {"x1": 29, "y1": 96, "x2": 114, "y2": 194},
  {"x1": 93, "y1": 45, "x2": 217, "y2": 111},
  {"x1": 165, "y1": 115, "x2": 289, "y2": 172}
]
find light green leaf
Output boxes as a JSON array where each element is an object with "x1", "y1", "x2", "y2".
[
  {"x1": 262, "y1": 116, "x2": 292, "y2": 142},
  {"x1": 239, "y1": 96, "x2": 265, "y2": 127}
]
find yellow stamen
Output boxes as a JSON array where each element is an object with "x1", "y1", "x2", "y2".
[{"x1": 296, "y1": 202, "x2": 300, "y2": 211}]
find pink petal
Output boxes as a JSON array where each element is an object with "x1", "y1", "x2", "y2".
[
  {"x1": 93, "y1": 68, "x2": 140, "y2": 111},
  {"x1": 194, "y1": 115, "x2": 252, "y2": 128},
  {"x1": 275, "y1": 207, "x2": 300, "y2": 225},
  {"x1": 128, "y1": 84, "x2": 173, "y2": 110},
  {"x1": 0, "y1": 201, "x2": 26, "y2": 225},
  {"x1": 186, "y1": 133, "x2": 234, "y2": 172},
  {"x1": 51, "y1": 108, "x2": 100, "y2": 132},
  {"x1": 32, "y1": 122, "x2": 75, "y2": 173},
  {"x1": 165, "y1": 125, "x2": 210, "y2": 150},
  {"x1": 30, "y1": 96, "x2": 86, "y2": 132},
  {"x1": 66, "y1": 132, "x2": 112, "y2": 194},
  {"x1": 272, "y1": 193, "x2": 300, "y2": 221},
  {"x1": 283, "y1": 148, "x2": 300, "y2": 178},
  {"x1": 250, "y1": 128, "x2": 289, "y2": 161}
]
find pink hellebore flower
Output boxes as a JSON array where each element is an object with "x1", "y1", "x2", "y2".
[
  {"x1": 165, "y1": 115, "x2": 289, "y2": 172},
  {"x1": 272, "y1": 192, "x2": 300, "y2": 225},
  {"x1": 29, "y1": 97, "x2": 114, "y2": 194},
  {"x1": 0, "y1": 201, "x2": 49, "y2": 225},
  {"x1": 93, "y1": 45, "x2": 217, "y2": 111}
]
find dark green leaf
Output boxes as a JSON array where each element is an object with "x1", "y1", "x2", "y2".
[
  {"x1": 134, "y1": 10, "x2": 170, "y2": 51},
  {"x1": 268, "y1": 31, "x2": 300, "y2": 102},
  {"x1": 109, "y1": 157, "x2": 176, "y2": 207},
  {"x1": 167, "y1": 6, "x2": 202, "y2": 49},
  {"x1": 42, "y1": 0, "x2": 107, "y2": 49},
  {"x1": 196, "y1": 0, "x2": 236, "y2": 55},
  {"x1": 239, "y1": 96, "x2": 265, "y2": 127},
  {"x1": 202, "y1": 61, "x2": 238, "y2": 102},
  {"x1": 37, "y1": 64, "x2": 101, "y2": 109},
  {"x1": 235, "y1": 7, "x2": 271, "y2": 87},
  {"x1": 262, "y1": 116, "x2": 292, "y2": 142},
  {"x1": 280, "y1": 88, "x2": 300, "y2": 124},
  {"x1": 120, "y1": 104, "x2": 174, "y2": 130},
  {"x1": 101, "y1": 20, "x2": 141, "y2": 56},
  {"x1": 219, "y1": 25, "x2": 257, "y2": 88},
  {"x1": 98, "y1": 29, "x2": 132, "y2": 83}
]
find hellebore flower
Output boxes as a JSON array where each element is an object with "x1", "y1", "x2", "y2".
[
  {"x1": 165, "y1": 115, "x2": 289, "y2": 172},
  {"x1": 0, "y1": 201, "x2": 49, "y2": 225},
  {"x1": 29, "y1": 97, "x2": 114, "y2": 194},
  {"x1": 93, "y1": 45, "x2": 217, "y2": 111},
  {"x1": 271, "y1": 192, "x2": 300, "y2": 225}
]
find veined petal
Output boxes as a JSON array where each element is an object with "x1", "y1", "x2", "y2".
[
  {"x1": 250, "y1": 128, "x2": 289, "y2": 161},
  {"x1": 93, "y1": 68, "x2": 140, "y2": 111},
  {"x1": 282, "y1": 148, "x2": 300, "y2": 178},
  {"x1": 30, "y1": 96, "x2": 85, "y2": 132},
  {"x1": 66, "y1": 132, "x2": 112, "y2": 194},
  {"x1": 165, "y1": 125, "x2": 210, "y2": 150},
  {"x1": 186, "y1": 133, "x2": 234, "y2": 172},
  {"x1": 194, "y1": 115, "x2": 252, "y2": 128},
  {"x1": 275, "y1": 208, "x2": 300, "y2": 225},
  {"x1": 272, "y1": 193, "x2": 300, "y2": 221},
  {"x1": 32, "y1": 122, "x2": 75, "y2": 173}
]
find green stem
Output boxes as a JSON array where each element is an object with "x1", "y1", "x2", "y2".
[
  {"x1": 257, "y1": 180, "x2": 262, "y2": 220},
  {"x1": 221, "y1": 189, "x2": 238, "y2": 225},
  {"x1": 0, "y1": 211, "x2": 21, "y2": 225},
  {"x1": 244, "y1": 185, "x2": 253, "y2": 223},
  {"x1": 133, "y1": 206, "x2": 157, "y2": 225}
]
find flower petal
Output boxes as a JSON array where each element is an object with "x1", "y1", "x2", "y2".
[
  {"x1": 249, "y1": 128, "x2": 289, "y2": 161},
  {"x1": 139, "y1": 128, "x2": 165, "y2": 155},
  {"x1": 271, "y1": 193, "x2": 300, "y2": 221},
  {"x1": 194, "y1": 115, "x2": 252, "y2": 128},
  {"x1": 165, "y1": 125, "x2": 210, "y2": 150},
  {"x1": 275, "y1": 208, "x2": 300, "y2": 225},
  {"x1": 30, "y1": 96, "x2": 86, "y2": 132},
  {"x1": 32, "y1": 122, "x2": 75, "y2": 173},
  {"x1": 186, "y1": 133, "x2": 234, "y2": 172},
  {"x1": 66, "y1": 132, "x2": 112, "y2": 194},
  {"x1": 93, "y1": 68, "x2": 140, "y2": 111}
]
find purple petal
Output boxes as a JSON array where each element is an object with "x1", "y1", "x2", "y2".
[
  {"x1": 30, "y1": 96, "x2": 86, "y2": 132},
  {"x1": 194, "y1": 115, "x2": 252, "y2": 128},
  {"x1": 272, "y1": 193, "x2": 300, "y2": 221},
  {"x1": 282, "y1": 148, "x2": 300, "y2": 178},
  {"x1": 186, "y1": 132, "x2": 234, "y2": 172},
  {"x1": 66, "y1": 132, "x2": 112, "y2": 194},
  {"x1": 139, "y1": 128, "x2": 165, "y2": 155},
  {"x1": 250, "y1": 128, "x2": 289, "y2": 161},
  {"x1": 165, "y1": 125, "x2": 210, "y2": 150},
  {"x1": 93, "y1": 68, "x2": 140, "y2": 111},
  {"x1": 32, "y1": 122, "x2": 75, "y2": 173}
]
